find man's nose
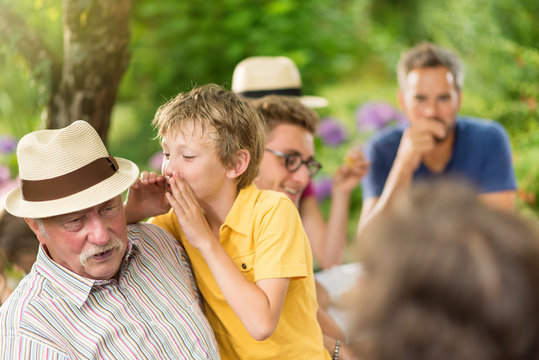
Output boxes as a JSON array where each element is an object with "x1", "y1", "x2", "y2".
[
  {"x1": 291, "y1": 163, "x2": 311, "y2": 186},
  {"x1": 87, "y1": 213, "x2": 109, "y2": 245},
  {"x1": 424, "y1": 101, "x2": 439, "y2": 118}
]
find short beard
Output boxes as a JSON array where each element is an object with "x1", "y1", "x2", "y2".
[
  {"x1": 430, "y1": 117, "x2": 455, "y2": 144},
  {"x1": 79, "y1": 237, "x2": 125, "y2": 267}
]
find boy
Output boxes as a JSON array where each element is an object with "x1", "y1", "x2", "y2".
[{"x1": 126, "y1": 85, "x2": 331, "y2": 359}]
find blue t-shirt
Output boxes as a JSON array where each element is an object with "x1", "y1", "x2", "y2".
[{"x1": 361, "y1": 116, "x2": 517, "y2": 199}]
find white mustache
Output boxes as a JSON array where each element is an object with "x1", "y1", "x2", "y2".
[{"x1": 80, "y1": 237, "x2": 124, "y2": 266}]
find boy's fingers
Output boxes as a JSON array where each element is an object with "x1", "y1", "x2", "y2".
[
  {"x1": 165, "y1": 192, "x2": 182, "y2": 216},
  {"x1": 177, "y1": 178, "x2": 198, "y2": 204},
  {"x1": 166, "y1": 180, "x2": 187, "y2": 216}
]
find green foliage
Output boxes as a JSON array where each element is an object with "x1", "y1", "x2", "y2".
[
  {"x1": 0, "y1": 0, "x2": 538, "y2": 227},
  {"x1": 0, "y1": 0, "x2": 61, "y2": 136}
]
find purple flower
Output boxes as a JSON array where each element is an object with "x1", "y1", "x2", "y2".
[
  {"x1": 0, "y1": 135, "x2": 18, "y2": 154},
  {"x1": 317, "y1": 117, "x2": 348, "y2": 146},
  {"x1": 148, "y1": 151, "x2": 164, "y2": 171},
  {"x1": 313, "y1": 177, "x2": 333, "y2": 203},
  {"x1": 355, "y1": 102, "x2": 407, "y2": 132},
  {"x1": 0, "y1": 165, "x2": 10, "y2": 184},
  {"x1": 0, "y1": 176, "x2": 18, "y2": 202}
]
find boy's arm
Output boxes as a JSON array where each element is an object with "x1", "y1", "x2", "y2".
[
  {"x1": 166, "y1": 174, "x2": 289, "y2": 341},
  {"x1": 199, "y1": 243, "x2": 290, "y2": 341},
  {"x1": 124, "y1": 171, "x2": 171, "y2": 224}
]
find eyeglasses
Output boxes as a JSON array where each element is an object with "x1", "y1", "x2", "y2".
[{"x1": 265, "y1": 148, "x2": 322, "y2": 177}]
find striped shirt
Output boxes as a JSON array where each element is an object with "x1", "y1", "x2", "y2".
[{"x1": 0, "y1": 223, "x2": 220, "y2": 359}]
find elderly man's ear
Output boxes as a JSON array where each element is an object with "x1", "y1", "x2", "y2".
[{"x1": 25, "y1": 218, "x2": 47, "y2": 245}]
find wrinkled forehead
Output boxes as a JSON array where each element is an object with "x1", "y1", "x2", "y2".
[{"x1": 41, "y1": 196, "x2": 123, "y2": 223}]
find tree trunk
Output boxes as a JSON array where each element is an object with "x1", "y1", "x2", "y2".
[{"x1": 47, "y1": 0, "x2": 132, "y2": 145}]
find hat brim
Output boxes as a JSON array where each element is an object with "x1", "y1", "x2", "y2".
[
  {"x1": 4, "y1": 158, "x2": 139, "y2": 219},
  {"x1": 299, "y1": 95, "x2": 329, "y2": 109}
]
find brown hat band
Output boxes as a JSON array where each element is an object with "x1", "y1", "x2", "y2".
[
  {"x1": 20, "y1": 156, "x2": 119, "y2": 202},
  {"x1": 238, "y1": 87, "x2": 302, "y2": 99}
]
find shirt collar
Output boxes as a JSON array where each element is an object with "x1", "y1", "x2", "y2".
[
  {"x1": 34, "y1": 237, "x2": 139, "y2": 308},
  {"x1": 221, "y1": 183, "x2": 261, "y2": 237}
]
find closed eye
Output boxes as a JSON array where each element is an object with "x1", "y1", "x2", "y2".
[{"x1": 62, "y1": 216, "x2": 84, "y2": 231}]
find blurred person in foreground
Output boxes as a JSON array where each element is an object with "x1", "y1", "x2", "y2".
[
  {"x1": 353, "y1": 180, "x2": 539, "y2": 360},
  {"x1": 358, "y1": 42, "x2": 517, "y2": 239},
  {"x1": 233, "y1": 56, "x2": 368, "y2": 269},
  {"x1": 0, "y1": 120, "x2": 219, "y2": 359}
]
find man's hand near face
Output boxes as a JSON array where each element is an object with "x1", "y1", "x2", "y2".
[
  {"x1": 395, "y1": 119, "x2": 447, "y2": 173},
  {"x1": 358, "y1": 118, "x2": 448, "y2": 236}
]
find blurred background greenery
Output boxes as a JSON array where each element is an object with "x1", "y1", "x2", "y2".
[{"x1": 1, "y1": 0, "x2": 538, "y2": 254}]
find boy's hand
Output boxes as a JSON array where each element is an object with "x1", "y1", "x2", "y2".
[
  {"x1": 334, "y1": 147, "x2": 370, "y2": 195},
  {"x1": 166, "y1": 172, "x2": 217, "y2": 252},
  {"x1": 124, "y1": 171, "x2": 170, "y2": 223}
]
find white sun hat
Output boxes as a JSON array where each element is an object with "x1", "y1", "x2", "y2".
[
  {"x1": 4, "y1": 120, "x2": 139, "y2": 218},
  {"x1": 232, "y1": 56, "x2": 329, "y2": 109}
]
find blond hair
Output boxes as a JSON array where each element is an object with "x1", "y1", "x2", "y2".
[{"x1": 153, "y1": 84, "x2": 265, "y2": 190}]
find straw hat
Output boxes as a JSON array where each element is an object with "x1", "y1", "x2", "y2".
[
  {"x1": 4, "y1": 120, "x2": 139, "y2": 219},
  {"x1": 232, "y1": 56, "x2": 329, "y2": 109}
]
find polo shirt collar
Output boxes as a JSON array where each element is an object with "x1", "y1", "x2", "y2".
[
  {"x1": 35, "y1": 239, "x2": 139, "y2": 308},
  {"x1": 221, "y1": 183, "x2": 260, "y2": 237}
]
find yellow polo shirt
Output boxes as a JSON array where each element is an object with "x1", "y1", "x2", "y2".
[{"x1": 150, "y1": 184, "x2": 330, "y2": 360}]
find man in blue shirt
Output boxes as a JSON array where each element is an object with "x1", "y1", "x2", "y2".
[{"x1": 358, "y1": 43, "x2": 517, "y2": 235}]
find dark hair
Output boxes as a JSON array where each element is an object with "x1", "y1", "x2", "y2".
[
  {"x1": 248, "y1": 95, "x2": 319, "y2": 135},
  {"x1": 354, "y1": 181, "x2": 539, "y2": 360},
  {"x1": 397, "y1": 42, "x2": 464, "y2": 91}
]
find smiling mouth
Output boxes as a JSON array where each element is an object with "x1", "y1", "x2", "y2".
[{"x1": 284, "y1": 187, "x2": 300, "y2": 195}]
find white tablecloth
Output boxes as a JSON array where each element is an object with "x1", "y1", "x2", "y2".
[{"x1": 315, "y1": 262, "x2": 362, "y2": 341}]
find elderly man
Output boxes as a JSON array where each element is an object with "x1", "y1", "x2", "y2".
[
  {"x1": 1, "y1": 120, "x2": 219, "y2": 359},
  {"x1": 358, "y1": 42, "x2": 517, "y2": 236}
]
